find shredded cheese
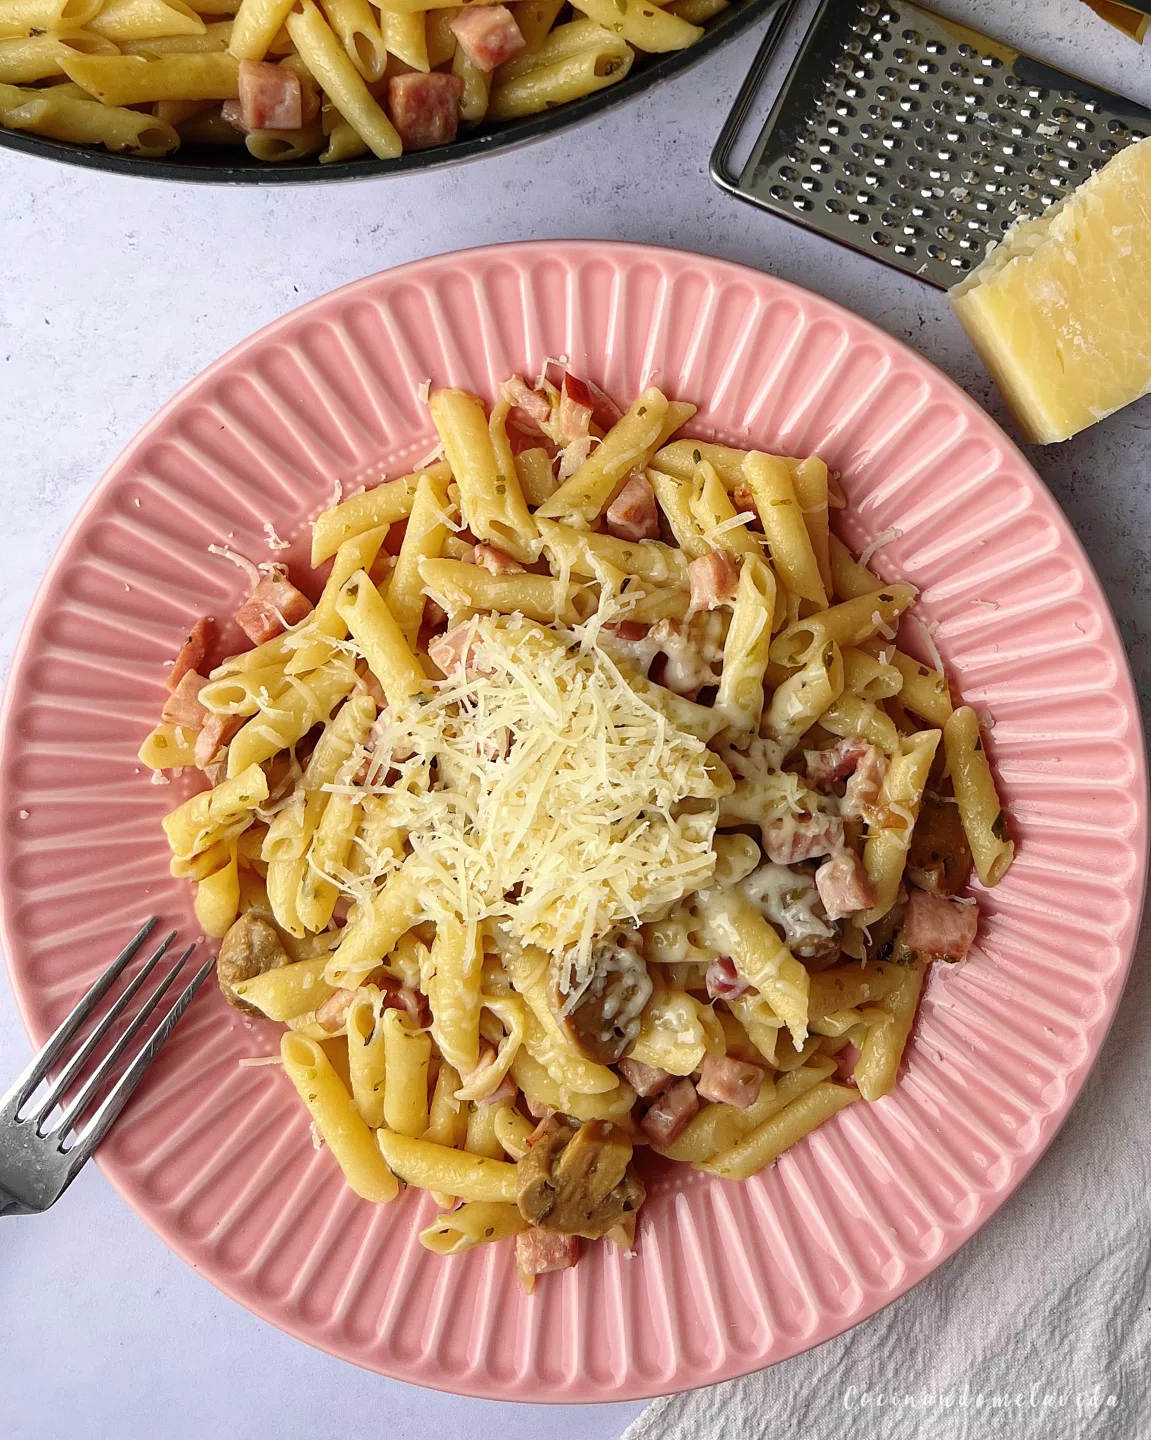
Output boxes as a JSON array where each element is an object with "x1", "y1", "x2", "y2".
[
  {"x1": 909, "y1": 613, "x2": 946, "y2": 678},
  {"x1": 857, "y1": 527, "x2": 905, "y2": 570},
  {"x1": 208, "y1": 543, "x2": 260, "y2": 589},
  {"x1": 262, "y1": 522, "x2": 291, "y2": 552},
  {"x1": 334, "y1": 615, "x2": 725, "y2": 983}
]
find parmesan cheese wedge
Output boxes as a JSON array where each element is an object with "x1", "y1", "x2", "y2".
[{"x1": 949, "y1": 134, "x2": 1151, "y2": 444}]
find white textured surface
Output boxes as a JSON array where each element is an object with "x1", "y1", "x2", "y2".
[{"x1": 0, "y1": 0, "x2": 1148, "y2": 1437}]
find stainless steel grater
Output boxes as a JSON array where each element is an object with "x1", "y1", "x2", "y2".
[{"x1": 712, "y1": 0, "x2": 1151, "y2": 287}]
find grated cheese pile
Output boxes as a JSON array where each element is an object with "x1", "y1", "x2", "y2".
[{"x1": 328, "y1": 615, "x2": 726, "y2": 983}]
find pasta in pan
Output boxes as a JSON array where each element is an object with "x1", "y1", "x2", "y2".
[
  {"x1": 143, "y1": 365, "x2": 1013, "y2": 1290},
  {"x1": 0, "y1": 0, "x2": 710, "y2": 163}
]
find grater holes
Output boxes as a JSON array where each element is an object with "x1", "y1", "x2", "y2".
[{"x1": 870, "y1": 230, "x2": 890, "y2": 246}]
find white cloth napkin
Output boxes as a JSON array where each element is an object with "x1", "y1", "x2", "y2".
[{"x1": 622, "y1": 913, "x2": 1151, "y2": 1440}]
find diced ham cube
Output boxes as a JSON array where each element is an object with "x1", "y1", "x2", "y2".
[
  {"x1": 387, "y1": 72, "x2": 463, "y2": 152},
  {"x1": 732, "y1": 484, "x2": 755, "y2": 514},
  {"x1": 473, "y1": 544, "x2": 524, "y2": 575},
  {"x1": 843, "y1": 746, "x2": 889, "y2": 820},
  {"x1": 762, "y1": 811, "x2": 845, "y2": 865},
  {"x1": 903, "y1": 888, "x2": 978, "y2": 962},
  {"x1": 605, "y1": 471, "x2": 659, "y2": 542},
  {"x1": 516, "y1": 1229, "x2": 580, "y2": 1277},
  {"x1": 427, "y1": 620, "x2": 495, "y2": 676},
  {"x1": 606, "y1": 619, "x2": 650, "y2": 643},
  {"x1": 221, "y1": 98, "x2": 245, "y2": 133},
  {"x1": 383, "y1": 985, "x2": 431, "y2": 1028},
  {"x1": 805, "y1": 736, "x2": 871, "y2": 790},
  {"x1": 705, "y1": 956, "x2": 749, "y2": 1002},
  {"x1": 697, "y1": 1053, "x2": 764, "y2": 1109},
  {"x1": 234, "y1": 573, "x2": 313, "y2": 645},
  {"x1": 449, "y1": 3, "x2": 524, "y2": 71},
  {"x1": 834, "y1": 1039, "x2": 861, "y2": 1085},
  {"x1": 617, "y1": 1057, "x2": 674, "y2": 1098},
  {"x1": 166, "y1": 616, "x2": 212, "y2": 692},
  {"x1": 562, "y1": 372, "x2": 622, "y2": 432},
  {"x1": 688, "y1": 550, "x2": 740, "y2": 611},
  {"x1": 815, "y1": 850, "x2": 875, "y2": 921},
  {"x1": 316, "y1": 987, "x2": 355, "y2": 1033},
  {"x1": 641, "y1": 1077, "x2": 699, "y2": 1145},
  {"x1": 500, "y1": 375, "x2": 551, "y2": 429},
  {"x1": 161, "y1": 669, "x2": 208, "y2": 729},
  {"x1": 193, "y1": 713, "x2": 241, "y2": 770},
  {"x1": 477, "y1": 1071, "x2": 517, "y2": 1106},
  {"x1": 557, "y1": 373, "x2": 593, "y2": 443},
  {"x1": 238, "y1": 58, "x2": 302, "y2": 132}
]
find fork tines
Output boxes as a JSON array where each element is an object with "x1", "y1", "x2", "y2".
[{"x1": 0, "y1": 919, "x2": 215, "y2": 1210}]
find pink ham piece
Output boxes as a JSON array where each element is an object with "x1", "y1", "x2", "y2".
[
  {"x1": 387, "y1": 72, "x2": 463, "y2": 151},
  {"x1": 805, "y1": 736, "x2": 870, "y2": 790},
  {"x1": 516, "y1": 1229, "x2": 579, "y2": 1277},
  {"x1": 617, "y1": 1057, "x2": 674, "y2": 1098},
  {"x1": 815, "y1": 850, "x2": 875, "y2": 921},
  {"x1": 473, "y1": 543, "x2": 525, "y2": 575},
  {"x1": 166, "y1": 616, "x2": 212, "y2": 692},
  {"x1": 234, "y1": 572, "x2": 313, "y2": 645},
  {"x1": 641, "y1": 1077, "x2": 699, "y2": 1145},
  {"x1": 478, "y1": 1071, "x2": 517, "y2": 1106},
  {"x1": 834, "y1": 1039, "x2": 861, "y2": 1085},
  {"x1": 237, "y1": 58, "x2": 302, "y2": 132},
  {"x1": 903, "y1": 888, "x2": 978, "y2": 962},
  {"x1": 316, "y1": 987, "x2": 355, "y2": 1034},
  {"x1": 449, "y1": 3, "x2": 524, "y2": 71},
  {"x1": 427, "y1": 620, "x2": 493, "y2": 676},
  {"x1": 383, "y1": 985, "x2": 431, "y2": 1028},
  {"x1": 563, "y1": 372, "x2": 622, "y2": 431},
  {"x1": 763, "y1": 811, "x2": 845, "y2": 865},
  {"x1": 705, "y1": 955, "x2": 749, "y2": 1002},
  {"x1": 501, "y1": 375, "x2": 551, "y2": 429},
  {"x1": 605, "y1": 471, "x2": 659, "y2": 542},
  {"x1": 688, "y1": 550, "x2": 740, "y2": 611},
  {"x1": 193, "y1": 713, "x2": 241, "y2": 770},
  {"x1": 161, "y1": 670, "x2": 208, "y2": 729},
  {"x1": 697, "y1": 1054, "x2": 764, "y2": 1109},
  {"x1": 557, "y1": 373, "x2": 593, "y2": 442},
  {"x1": 843, "y1": 745, "x2": 888, "y2": 819}
]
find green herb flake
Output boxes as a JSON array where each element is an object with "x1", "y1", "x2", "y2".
[
  {"x1": 770, "y1": 498, "x2": 791, "y2": 507},
  {"x1": 879, "y1": 592, "x2": 893, "y2": 603},
  {"x1": 692, "y1": 448, "x2": 702, "y2": 463},
  {"x1": 992, "y1": 810, "x2": 1008, "y2": 842}
]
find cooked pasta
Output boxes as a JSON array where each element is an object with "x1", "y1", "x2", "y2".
[
  {"x1": 146, "y1": 365, "x2": 1011, "y2": 1290},
  {"x1": 0, "y1": 0, "x2": 720, "y2": 163}
]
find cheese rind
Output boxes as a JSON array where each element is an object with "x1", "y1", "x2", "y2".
[{"x1": 949, "y1": 134, "x2": 1151, "y2": 445}]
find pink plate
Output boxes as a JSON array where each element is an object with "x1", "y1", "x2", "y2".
[{"x1": 1, "y1": 241, "x2": 1145, "y2": 1402}]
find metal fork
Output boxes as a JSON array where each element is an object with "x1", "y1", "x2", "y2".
[{"x1": 0, "y1": 919, "x2": 215, "y2": 1217}]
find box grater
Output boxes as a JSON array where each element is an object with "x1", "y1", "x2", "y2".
[{"x1": 712, "y1": 0, "x2": 1151, "y2": 288}]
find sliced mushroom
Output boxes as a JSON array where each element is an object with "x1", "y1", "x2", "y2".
[
  {"x1": 907, "y1": 794, "x2": 973, "y2": 897},
  {"x1": 551, "y1": 928, "x2": 652, "y2": 1064},
  {"x1": 861, "y1": 902, "x2": 917, "y2": 968},
  {"x1": 217, "y1": 911, "x2": 290, "y2": 1017},
  {"x1": 516, "y1": 1116, "x2": 645, "y2": 1238}
]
